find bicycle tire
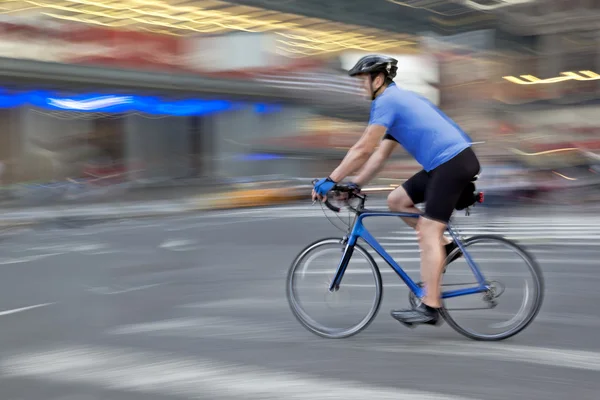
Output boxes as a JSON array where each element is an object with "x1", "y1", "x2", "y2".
[
  {"x1": 286, "y1": 237, "x2": 383, "y2": 339},
  {"x1": 439, "y1": 234, "x2": 544, "y2": 341}
]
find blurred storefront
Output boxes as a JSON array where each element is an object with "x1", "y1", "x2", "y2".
[
  {"x1": 0, "y1": 88, "x2": 315, "y2": 186},
  {"x1": 2, "y1": 0, "x2": 600, "y2": 195},
  {"x1": 0, "y1": 19, "x2": 350, "y2": 187},
  {"x1": 0, "y1": 14, "x2": 427, "y2": 187}
]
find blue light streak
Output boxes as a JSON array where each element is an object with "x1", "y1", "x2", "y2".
[{"x1": 0, "y1": 89, "x2": 282, "y2": 116}]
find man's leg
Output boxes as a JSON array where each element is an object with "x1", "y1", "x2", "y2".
[
  {"x1": 387, "y1": 186, "x2": 422, "y2": 230},
  {"x1": 416, "y1": 217, "x2": 447, "y2": 308},
  {"x1": 389, "y1": 214, "x2": 448, "y2": 326},
  {"x1": 391, "y1": 147, "x2": 480, "y2": 326},
  {"x1": 387, "y1": 174, "x2": 456, "y2": 286},
  {"x1": 388, "y1": 172, "x2": 452, "y2": 246}
]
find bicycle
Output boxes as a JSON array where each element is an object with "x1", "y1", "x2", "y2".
[{"x1": 286, "y1": 180, "x2": 544, "y2": 341}]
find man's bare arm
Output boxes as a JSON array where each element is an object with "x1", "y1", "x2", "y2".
[
  {"x1": 352, "y1": 138, "x2": 398, "y2": 187},
  {"x1": 329, "y1": 125, "x2": 388, "y2": 183}
]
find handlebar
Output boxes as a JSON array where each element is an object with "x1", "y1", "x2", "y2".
[{"x1": 311, "y1": 179, "x2": 366, "y2": 213}]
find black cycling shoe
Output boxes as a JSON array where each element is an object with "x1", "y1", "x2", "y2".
[{"x1": 391, "y1": 303, "x2": 442, "y2": 328}]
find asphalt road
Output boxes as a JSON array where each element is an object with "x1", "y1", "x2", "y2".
[{"x1": 0, "y1": 202, "x2": 599, "y2": 400}]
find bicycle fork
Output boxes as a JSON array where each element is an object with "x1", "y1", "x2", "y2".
[{"x1": 328, "y1": 237, "x2": 354, "y2": 292}]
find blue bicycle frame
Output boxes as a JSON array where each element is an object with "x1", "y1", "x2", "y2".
[{"x1": 328, "y1": 210, "x2": 489, "y2": 300}]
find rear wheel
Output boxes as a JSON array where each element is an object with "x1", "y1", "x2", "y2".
[{"x1": 438, "y1": 235, "x2": 544, "y2": 341}]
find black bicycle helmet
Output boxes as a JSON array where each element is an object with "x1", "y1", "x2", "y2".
[
  {"x1": 348, "y1": 54, "x2": 398, "y2": 100},
  {"x1": 348, "y1": 54, "x2": 398, "y2": 80}
]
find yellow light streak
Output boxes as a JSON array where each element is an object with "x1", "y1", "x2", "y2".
[
  {"x1": 503, "y1": 71, "x2": 600, "y2": 85},
  {"x1": 386, "y1": 0, "x2": 472, "y2": 17},
  {"x1": 0, "y1": 0, "x2": 417, "y2": 57}
]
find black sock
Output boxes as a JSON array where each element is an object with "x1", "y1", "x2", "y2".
[{"x1": 418, "y1": 302, "x2": 439, "y2": 312}]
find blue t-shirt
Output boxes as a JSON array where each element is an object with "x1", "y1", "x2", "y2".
[{"x1": 369, "y1": 83, "x2": 472, "y2": 172}]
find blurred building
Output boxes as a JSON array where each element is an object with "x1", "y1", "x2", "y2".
[{"x1": 0, "y1": 0, "x2": 598, "y2": 190}]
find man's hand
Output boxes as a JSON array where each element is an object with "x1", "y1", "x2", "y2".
[{"x1": 312, "y1": 177, "x2": 336, "y2": 202}]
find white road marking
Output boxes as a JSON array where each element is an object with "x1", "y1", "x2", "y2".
[
  {"x1": 85, "y1": 249, "x2": 122, "y2": 255},
  {"x1": 375, "y1": 244, "x2": 600, "y2": 254},
  {"x1": 299, "y1": 268, "x2": 597, "y2": 279},
  {"x1": 167, "y1": 216, "x2": 282, "y2": 231},
  {"x1": 72, "y1": 224, "x2": 169, "y2": 236},
  {"x1": 86, "y1": 283, "x2": 163, "y2": 295},
  {"x1": 72, "y1": 244, "x2": 107, "y2": 253},
  {"x1": 535, "y1": 312, "x2": 600, "y2": 328},
  {"x1": 158, "y1": 239, "x2": 196, "y2": 250},
  {"x1": 381, "y1": 234, "x2": 600, "y2": 240},
  {"x1": 539, "y1": 242, "x2": 600, "y2": 246},
  {"x1": 106, "y1": 317, "x2": 294, "y2": 341},
  {"x1": 302, "y1": 255, "x2": 599, "y2": 265},
  {"x1": 450, "y1": 227, "x2": 600, "y2": 232},
  {"x1": 179, "y1": 298, "x2": 283, "y2": 310},
  {"x1": 177, "y1": 297, "x2": 600, "y2": 328},
  {"x1": 0, "y1": 302, "x2": 54, "y2": 317},
  {"x1": 108, "y1": 318, "x2": 210, "y2": 334},
  {"x1": 0, "y1": 253, "x2": 63, "y2": 265},
  {"x1": 351, "y1": 341, "x2": 600, "y2": 372},
  {"x1": 0, "y1": 345, "x2": 480, "y2": 400},
  {"x1": 14, "y1": 243, "x2": 108, "y2": 255}
]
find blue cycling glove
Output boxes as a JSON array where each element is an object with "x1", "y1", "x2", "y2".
[{"x1": 313, "y1": 177, "x2": 336, "y2": 196}]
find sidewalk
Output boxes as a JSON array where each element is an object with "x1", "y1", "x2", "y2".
[
  {"x1": 1, "y1": 183, "x2": 598, "y2": 228},
  {"x1": 0, "y1": 184, "x2": 312, "y2": 226},
  {"x1": 0, "y1": 174, "x2": 408, "y2": 226}
]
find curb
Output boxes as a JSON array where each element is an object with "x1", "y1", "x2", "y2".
[
  {"x1": 0, "y1": 187, "x2": 310, "y2": 227},
  {"x1": 0, "y1": 185, "x2": 396, "y2": 227}
]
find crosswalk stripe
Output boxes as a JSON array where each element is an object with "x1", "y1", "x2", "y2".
[
  {"x1": 376, "y1": 244, "x2": 598, "y2": 254},
  {"x1": 1, "y1": 345, "x2": 481, "y2": 400},
  {"x1": 301, "y1": 267, "x2": 595, "y2": 277},
  {"x1": 381, "y1": 234, "x2": 600, "y2": 240},
  {"x1": 312, "y1": 253, "x2": 598, "y2": 264},
  {"x1": 106, "y1": 306, "x2": 600, "y2": 340},
  {"x1": 339, "y1": 341, "x2": 600, "y2": 373}
]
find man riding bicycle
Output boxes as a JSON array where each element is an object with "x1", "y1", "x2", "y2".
[{"x1": 312, "y1": 54, "x2": 481, "y2": 326}]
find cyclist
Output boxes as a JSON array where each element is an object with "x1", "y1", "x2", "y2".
[{"x1": 312, "y1": 54, "x2": 481, "y2": 326}]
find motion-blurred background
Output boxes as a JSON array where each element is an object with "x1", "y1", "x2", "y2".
[
  {"x1": 0, "y1": 0, "x2": 597, "y2": 210},
  {"x1": 2, "y1": 3, "x2": 600, "y2": 400}
]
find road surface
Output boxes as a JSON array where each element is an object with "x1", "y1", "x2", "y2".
[{"x1": 0, "y1": 202, "x2": 598, "y2": 399}]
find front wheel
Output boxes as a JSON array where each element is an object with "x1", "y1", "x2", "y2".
[
  {"x1": 286, "y1": 238, "x2": 383, "y2": 339},
  {"x1": 439, "y1": 235, "x2": 544, "y2": 341}
]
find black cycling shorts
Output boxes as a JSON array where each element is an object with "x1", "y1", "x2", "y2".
[{"x1": 402, "y1": 146, "x2": 481, "y2": 224}]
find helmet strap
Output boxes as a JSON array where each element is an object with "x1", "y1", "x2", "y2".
[{"x1": 370, "y1": 74, "x2": 385, "y2": 101}]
